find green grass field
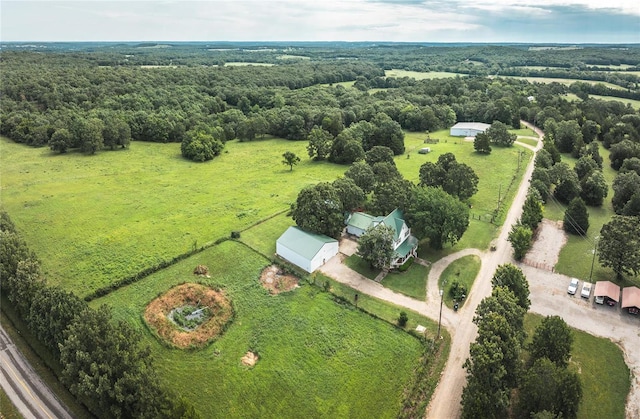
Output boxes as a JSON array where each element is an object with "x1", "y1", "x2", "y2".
[
  {"x1": 381, "y1": 263, "x2": 429, "y2": 300},
  {"x1": 524, "y1": 314, "x2": 630, "y2": 419},
  {"x1": 0, "y1": 129, "x2": 529, "y2": 295},
  {"x1": 0, "y1": 136, "x2": 344, "y2": 296},
  {"x1": 564, "y1": 93, "x2": 640, "y2": 110},
  {"x1": 402, "y1": 130, "x2": 532, "y2": 259},
  {"x1": 438, "y1": 255, "x2": 481, "y2": 309},
  {"x1": 542, "y1": 144, "x2": 640, "y2": 286},
  {"x1": 385, "y1": 69, "x2": 465, "y2": 80},
  {"x1": 589, "y1": 95, "x2": 640, "y2": 110},
  {"x1": 92, "y1": 241, "x2": 424, "y2": 418},
  {"x1": 500, "y1": 75, "x2": 625, "y2": 90}
]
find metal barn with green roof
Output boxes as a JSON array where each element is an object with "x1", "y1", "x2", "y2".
[{"x1": 276, "y1": 226, "x2": 339, "y2": 273}]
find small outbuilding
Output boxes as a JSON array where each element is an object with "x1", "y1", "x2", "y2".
[
  {"x1": 276, "y1": 226, "x2": 339, "y2": 273},
  {"x1": 594, "y1": 281, "x2": 621, "y2": 305},
  {"x1": 622, "y1": 286, "x2": 640, "y2": 314},
  {"x1": 450, "y1": 122, "x2": 491, "y2": 137}
]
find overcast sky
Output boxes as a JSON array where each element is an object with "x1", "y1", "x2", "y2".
[{"x1": 1, "y1": 0, "x2": 639, "y2": 43}]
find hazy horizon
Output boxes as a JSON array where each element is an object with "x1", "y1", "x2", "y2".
[{"x1": 1, "y1": 1, "x2": 639, "y2": 44}]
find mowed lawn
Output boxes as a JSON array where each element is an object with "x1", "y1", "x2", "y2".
[
  {"x1": 1, "y1": 129, "x2": 530, "y2": 295},
  {"x1": 92, "y1": 241, "x2": 424, "y2": 419},
  {"x1": 524, "y1": 314, "x2": 630, "y2": 419}
]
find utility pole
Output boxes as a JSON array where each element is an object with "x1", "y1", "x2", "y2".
[
  {"x1": 589, "y1": 236, "x2": 599, "y2": 282},
  {"x1": 437, "y1": 289, "x2": 444, "y2": 339}
]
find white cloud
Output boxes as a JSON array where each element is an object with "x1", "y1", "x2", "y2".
[{"x1": 0, "y1": 0, "x2": 637, "y2": 42}]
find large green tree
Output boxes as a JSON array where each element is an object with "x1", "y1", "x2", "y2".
[
  {"x1": 598, "y1": 215, "x2": 640, "y2": 280},
  {"x1": 518, "y1": 358, "x2": 582, "y2": 419},
  {"x1": 404, "y1": 186, "x2": 469, "y2": 249},
  {"x1": 491, "y1": 264, "x2": 530, "y2": 310},
  {"x1": 356, "y1": 224, "x2": 395, "y2": 269},
  {"x1": 306, "y1": 126, "x2": 333, "y2": 160},
  {"x1": 419, "y1": 153, "x2": 479, "y2": 200},
  {"x1": 521, "y1": 193, "x2": 543, "y2": 231},
  {"x1": 291, "y1": 182, "x2": 344, "y2": 238},
  {"x1": 28, "y1": 286, "x2": 87, "y2": 356},
  {"x1": 580, "y1": 170, "x2": 608, "y2": 207},
  {"x1": 612, "y1": 171, "x2": 640, "y2": 214},
  {"x1": 529, "y1": 315, "x2": 573, "y2": 368},
  {"x1": 473, "y1": 132, "x2": 492, "y2": 154},
  {"x1": 344, "y1": 161, "x2": 375, "y2": 194},
  {"x1": 486, "y1": 121, "x2": 516, "y2": 147},
  {"x1": 508, "y1": 223, "x2": 532, "y2": 261},
  {"x1": 59, "y1": 305, "x2": 166, "y2": 418},
  {"x1": 563, "y1": 197, "x2": 589, "y2": 236},
  {"x1": 332, "y1": 177, "x2": 365, "y2": 212}
]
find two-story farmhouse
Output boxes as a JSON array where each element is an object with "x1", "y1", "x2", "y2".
[{"x1": 346, "y1": 208, "x2": 418, "y2": 268}]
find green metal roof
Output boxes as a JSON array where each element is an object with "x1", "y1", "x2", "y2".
[
  {"x1": 395, "y1": 235, "x2": 418, "y2": 258},
  {"x1": 381, "y1": 209, "x2": 404, "y2": 240},
  {"x1": 347, "y1": 212, "x2": 376, "y2": 230},
  {"x1": 277, "y1": 226, "x2": 338, "y2": 260}
]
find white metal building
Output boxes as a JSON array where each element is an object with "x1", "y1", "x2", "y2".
[
  {"x1": 276, "y1": 226, "x2": 339, "y2": 273},
  {"x1": 450, "y1": 122, "x2": 491, "y2": 137}
]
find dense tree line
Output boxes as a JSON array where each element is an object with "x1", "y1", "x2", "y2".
[
  {"x1": 461, "y1": 265, "x2": 582, "y2": 418},
  {"x1": 0, "y1": 211, "x2": 198, "y2": 419}
]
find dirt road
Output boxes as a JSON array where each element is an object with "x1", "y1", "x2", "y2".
[
  {"x1": 0, "y1": 325, "x2": 73, "y2": 419},
  {"x1": 321, "y1": 122, "x2": 637, "y2": 418},
  {"x1": 424, "y1": 122, "x2": 543, "y2": 418}
]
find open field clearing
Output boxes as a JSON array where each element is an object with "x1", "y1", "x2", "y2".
[
  {"x1": 92, "y1": 241, "x2": 425, "y2": 419},
  {"x1": 402, "y1": 130, "x2": 533, "y2": 259},
  {"x1": 0, "y1": 136, "x2": 343, "y2": 295},
  {"x1": 0, "y1": 130, "x2": 529, "y2": 295},
  {"x1": 564, "y1": 93, "x2": 640, "y2": 110},
  {"x1": 541, "y1": 144, "x2": 639, "y2": 286},
  {"x1": 524, "y1": 314, "x2": 630, "y2": 419},
  {"x1": 224, "y1": 62, "x2": 275, "y2": 66},
  {"x1": 589, "y1": 95, "x2": 640, "y2": 110},
  {"x1": 498, "y1": 75, "x2": 626, "y2": 90},
  {"x1": 385, "y1": 69, "x2": 465, "y2": 79}
]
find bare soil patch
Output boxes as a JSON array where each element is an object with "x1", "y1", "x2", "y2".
[
  {"x1": 524, "y1": 219, "x2": 568, "y2": 270},
  {"x1": 144, "y1": 283, "x2": 233, "y2": 349},
  {"x1": 260, "y1": 265, "x2": 299, "y2": 294}
]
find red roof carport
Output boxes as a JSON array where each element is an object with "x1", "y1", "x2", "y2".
[
  {"x1": 594, "y1": 281, "x2": 620, "y2": 302},
  {"x1": 622, "y1": 287, "x2": 640, "y2": 313}
]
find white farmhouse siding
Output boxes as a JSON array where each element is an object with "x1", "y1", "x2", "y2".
[
  {"x1": 450, "y1": 122, "x2": 491, "y2": 137},
  {"x1": 276, "y1": 226, "x2": 339, "y2": 273},
  {"x1": 348, "y1": 209, "x2": 418, "y2": 268}
]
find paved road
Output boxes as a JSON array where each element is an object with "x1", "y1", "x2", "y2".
[{"x1": 0, "y1": 325, "x2": 73, "y2": 419}]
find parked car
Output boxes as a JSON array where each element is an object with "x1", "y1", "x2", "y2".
[
  {"x1": 595, "y1": 295, "x2": 605, "y2": 304},
  {"x1": 567, "y1": 278, "x2": 579, "y2": 295},
  {"x1": 581, "y1": 282, "x2": 592, "y2": 299}
]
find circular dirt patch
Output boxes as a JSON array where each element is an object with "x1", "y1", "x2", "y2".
[
  {"x1": 144, "y1": 283, "x2": 233, "y2": 349},
  {"x1": 260, "y1": 265, "x2": 299, "y2": 294}
]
